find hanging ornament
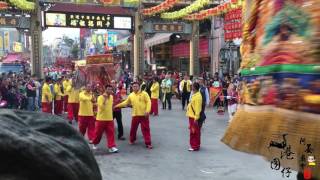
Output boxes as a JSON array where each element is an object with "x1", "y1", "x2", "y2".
[
  {"x1": 9, "y1": 0, "x2": 35, "y2": 11},
  {"x1": 160, "y1": 0, "x2": 210, "y2": 20},
  {"x1": 142, "y1": 0, "x2": 180, "y2": 16},
  {"x1": 100, "y1": 0, "x2": 113, "y2": 5},
  {"x1": 0, "y1": 1, "x2": 8, "y2": 10},
  {"x1": 183, "y1": 0, "x2": 243, "y2": 21}
]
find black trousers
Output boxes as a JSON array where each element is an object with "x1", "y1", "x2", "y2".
[
  {"x1": 113, "y1": 111, "x2": 123, "y2": 138},
  {"x1": 162, "y1": 93, "x2": 172, "y2": 110},
  {"x1": 181, "y1": 92, "x2": 190, "y2": 110}
]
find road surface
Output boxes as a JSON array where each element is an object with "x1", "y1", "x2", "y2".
[{"x1": 92, "y1": 99, "x2": 296, "y2": 180}]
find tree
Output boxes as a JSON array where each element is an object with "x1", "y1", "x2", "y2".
[
  {"x1": 62, "y1": 36, "x2": 79, "y2": 59},
  {"x1": 62, "y1": 36, "x2": 74, "y2": 47},
  {"x1": 71, "y1": 42, "x2": 80, "y2": 59}
]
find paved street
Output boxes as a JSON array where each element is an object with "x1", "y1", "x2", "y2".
[{"x1": 93, "y1": 99, "x2": 296, "y2": 180}]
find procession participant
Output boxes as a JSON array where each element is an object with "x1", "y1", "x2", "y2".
[
  {"x1": 41, "y1": 76, "x2": 53, "y2": 114},
  {"x1": 150, "y1": 77, "x2": 160, "y2": 116},
  {"x1": 179, "y1": 75, "x2": 192, "y2": 110},
  {"x1": 26, "y1": 74, "x2": 37, "y2": 111},
  {"x1": 92, "y1": 85, "x2": 118, "y2": 153},
  {"x1": 54, "y1": 78, "x2": 64, "y2": 115},
  {"x1": 193, "y1": 77, "x2": 209, "y2": 128},
  {"x1": 160, "y1": 74, "x2": 173, "y2": 110},
  {"x1": 62, "y1": 75, "x2": 71, "y2": 113},
  {"x1": 78, "y1": 84, "x2": 96, "y2": 142},
  {"x1": 114, "y1": 82, "x2": 153, "y2": 149},
  {"x1": 111, "y1": 80, "x2": 125, "y2": 140},
  {"x1": 66, "y1": 79, "x2": 80, "y2": 124},
  {"x1": 226, "y1": 83, "x2": 239, "y2": 122},
  {"x1": 186, "y1": 82, "x2": 202, "y2": 151}
]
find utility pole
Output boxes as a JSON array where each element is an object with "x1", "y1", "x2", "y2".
[
  {"x1": 133, "y1": 2, "x2": 144, "y2": 79},
  {"x1": 30, "y1": 0, "x2": 43, "y2": 78},
  {"x1": 190, "y1": 20, "x2": 199, "y2": 76},
  {"x1": 210, "y1": 17, "x2": 224, "y2": 76}
]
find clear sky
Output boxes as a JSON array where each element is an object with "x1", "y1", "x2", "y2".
[{"x1": 42, "y1": 27, "x2": 80, "y2": 45}]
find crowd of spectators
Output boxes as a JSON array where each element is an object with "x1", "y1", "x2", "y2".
[{"x1": 0, "y1": 72, "x2": 42, "y2": 110}]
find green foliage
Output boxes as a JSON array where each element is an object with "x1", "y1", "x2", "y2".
[{"x1": 62, "y1": 36, "x2": 79, "y2": 59}]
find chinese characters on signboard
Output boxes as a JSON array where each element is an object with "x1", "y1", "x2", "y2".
[
  {"x1": 113, "y1": 16, "x2": 132, "y2": 29},
  {"x1": 153, "y1": 23, "x2": 184, "y2": 33},
  {"x1": 68, "y1": 13, "x2": 112, "y2": 29},
  {"x1": 4, "y1": 31, "x2": 9, "y2": 51},
  {"x1": 45, "y1": 12, "x2": 132, "y2": 30},
  {"x1": 32, "y1": 31, "x2": 41, "y2": 75},
  {"x1": 0, "y1": 17, "x2": 18, "y2": 27},
  {"x1": 86, "y1": 54, "x2": 113, "y2": 64}
]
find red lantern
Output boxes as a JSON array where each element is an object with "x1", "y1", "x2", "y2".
[{"x1": 225, "y1": 33, "x2": 230, "y2": 40}]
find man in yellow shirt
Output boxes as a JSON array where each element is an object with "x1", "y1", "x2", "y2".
[
  {"x1": 180, "y1": 75, "x2": 192, "y2": 110},
  {"x1": 150, "y1": 77, "x2": 159, "y2": 116},
  {"x1": 54, "y1": 78, "x2": 64, "y2": 115},
  {"x1": 66, "y1": 79, "x2": 80, "y2": 124},
  {"x1": 41, "y1": 76, "x2": 53, "y2": 114},
  {"x1": 92, "y1": 85, "x2": 118, "y2": 153},
  {"x1": 78, "y1": 84, "x2": 95, "y2": 142},
  {"x1": 186, "y1": 82, "x2": 202, "y2": 151},
  {"x1": 62, "y1": 75, "x2": 71, "y2": 113},
  {"x1": 115, "y1": 82, "x2": 153, "y2": 149}
]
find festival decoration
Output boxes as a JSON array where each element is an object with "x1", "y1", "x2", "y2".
[
  {"x1": 224, "y1": 8, "x2": 242, "y2": 41},
  {"x1": 8, "y1": 0, "x2": 35, "y2": 11},
  {"x1": 0, "y1": 1, "x2": 9, "y2": 10},
  {"x1": 123, "y1": 0, "x2": 139, "y2": 8},
  {"x1": 184, "y1": 0, "x2": 242, "y2": 21},
  {"x1": 142, "y1": 0, "x2": 180, "y2": 16},
  {"x1": 222, "y1": 0, "x2": 320, "y2": 179},
  {"x1": 160, "y1": 0, "x2": 210, "y2": 20},
  {"x1": 86, "y1": 54, "x2": 113, "y2": 64}
]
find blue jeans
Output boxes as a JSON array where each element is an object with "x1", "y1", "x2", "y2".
[{"x1": 27, "y1": 97, "x2": 36, "y2": 111}]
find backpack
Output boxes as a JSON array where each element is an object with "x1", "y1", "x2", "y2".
[{"x1": 198, "y1": 86, "x2": 207, "y2": 127}]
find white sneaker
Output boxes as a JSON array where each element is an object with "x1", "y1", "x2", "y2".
[
  {"x1": 92, "y1": 145, "x2": 98, "y2": 150},
  {"x1": 188, "y1": 148, "x2": 195, "y2": 151},
  {"x1": 109, "y1": 147, "x2": 119, "y2": 153}
]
